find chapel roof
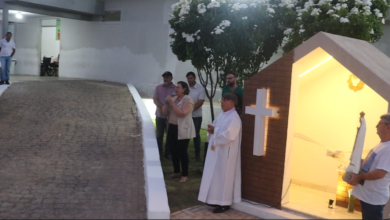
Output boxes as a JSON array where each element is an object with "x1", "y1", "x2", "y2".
[{"x1": 292, "y1": 31, "x2": 390, "y2": 102}]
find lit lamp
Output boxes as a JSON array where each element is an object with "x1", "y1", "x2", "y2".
[
  {"x1": 347, "y1": 74, "x2": 364, "y2": 92},
  {"x1": 15, "y1": 12, "x2": 22, "y2": 19}
]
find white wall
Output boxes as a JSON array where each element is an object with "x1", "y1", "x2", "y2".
[
  {"x1": 59, "y1": 0, "x2": 195, "y2": 97},
  {"x1": 41, "y1": 26, "x2": 60, "y2": 60},
  {"x1": 13, "y1": 17, "x2": 40, "y2": 75}
]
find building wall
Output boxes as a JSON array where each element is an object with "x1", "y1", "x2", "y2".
[
  {"x1": 13, "y1": 17, "x2": 41, "y2": 75},
  {"x1": 59, "y1": 0, "x2": 195, "y2": 97},
  {"x1": 241, "y1": 51, "x2": 294, "y2": 209}
]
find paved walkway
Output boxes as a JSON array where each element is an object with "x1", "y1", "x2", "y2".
[
  {"x1": 171, "y1": 205, "x2": 261, "y2": 219},
  {"x1": 0, "y1": 80, "x2": 146, "y2": 219}
]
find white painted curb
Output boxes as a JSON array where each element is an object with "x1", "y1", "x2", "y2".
[
  {"x1": 0, "y1": 84, "x2": 9, "y2": 97},
  {"x1": 127, "y1": 85, "x2": 170, "y2": 219},
  {"x1": 232, "y1": 201, "x2": 307, "y2": 219}
]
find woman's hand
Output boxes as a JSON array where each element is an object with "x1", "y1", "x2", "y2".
[{"x1": 166, "y1": 96, "x2": 174, "y2": 105}]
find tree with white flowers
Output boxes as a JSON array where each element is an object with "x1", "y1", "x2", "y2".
[
  {"x1": 169, "y1": 0, "x2": 284, "y2": 120},
  {"x1": 279, "y1": 0, "x2": 389, "y2": 52},
  {"x1": 169, "y1": 0, "x2": 389, "y2": 120}
]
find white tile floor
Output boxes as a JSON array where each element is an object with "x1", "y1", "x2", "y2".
[{"x1": 283, "y1": 183, "x2": 361, "y2": 219}]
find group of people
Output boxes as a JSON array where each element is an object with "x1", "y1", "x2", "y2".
[
  {"x1": 153, "y1": 71, "x2": 243, "y2": 213},
  {"x1": 0, "y1": 32, "x2": 16, "y2": 85}
]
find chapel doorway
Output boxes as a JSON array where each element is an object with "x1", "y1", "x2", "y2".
[
  {"x1": 282, "y1": 47, "x2": 389, "y2": 219},
  {"x1": 40, "y1": 19, "x2": 60, "y2": 77}
]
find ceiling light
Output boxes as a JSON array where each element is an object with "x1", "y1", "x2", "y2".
[
  {"x1": 15, "y1": 13, "x2": 22, "y2": 19},
  {"x1": 299, "y1": 56, "x2": 333, "y2": 77}
]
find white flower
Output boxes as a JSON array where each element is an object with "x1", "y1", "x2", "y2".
[
  {"x1": 169, "y1": 30, "x2": 175, "y2": 35},
  {"x1": 284, "y1": 28, "x2": 293, "y2": 35},
  {"x1": 287, "y1": 4, "x2": 295, "y2": 8},
  {"x1": 267, "y1": 7, "x2": 275, "y2": 13},
  {"x1": 207, "y1": 1, "x2": 220, "y2": 8},
  {"x1": 310, "y1": 8, "x2": 321, "y2": 16},
  {"x1": 374, "y1": 9, "x2": 383, "y2": 18},
  {"x1": 299, "y1": 29, "x2": 305, "y2": 34},
  {"x1": 242, "y1": 16, "x2": 248, "y2": 20},
  {"x1": 341, "y1": 3, "x2": 348, "y2": 8},
  {"x1": 214, "y1": 29, "x2": 224, "y2": 34},
  {"x1": 370, "y1": 29, "x2": 374, "y2": 34},
  {"x1": 231, "y1": 3, "x2": 248, "y2": 11},
  {"x1": 350, "y1": 7, "x2": 359, "y2": 14},
  {"x1": 382, "y1": 18, "x2": 385, "y2": 24},
  {"x1": 334, "y1": 4, "x2": 341, "y2": 10},
  {"x1": 182, "y1": 32, "x2": 195, "y2": 42},
  {"x1": 340, "y1": 17, "x2": 349, "y2": 23},
  {"x1": 332, "y1": 14, "x2": 340, "y2": 18},
  {"x1": 197, "y1": 3, "x2": 207, "y2": 14},
  {"x1": 205, "y1": 47, "x2": 211, "y2": 52},
  {"x1": 304, "y1": 0, "x2": 314, "y2": 9},
  {"x1": 197, "y1": 36, "x2": 201, "y2": 40},
  {"x1": 362, "y1": 0, "x2": 372, "y2": 6},
  {"x1": 220, "y1": 20, "x2": 231, "y2": 27},
  {"x1": 327, "y1": 9, "x2": 335, "y2": 14},
  {"x1": 297, "y1": 17, "x2": 302, "y2": 20}
]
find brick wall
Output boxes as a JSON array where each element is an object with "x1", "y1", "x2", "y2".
[{"x1": 241, "y1": 51, "x2": 294, "y2": 209}]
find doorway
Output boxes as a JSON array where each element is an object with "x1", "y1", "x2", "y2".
[{"x1": 40, "y1": 19, "x2": 60, "y2": 76}]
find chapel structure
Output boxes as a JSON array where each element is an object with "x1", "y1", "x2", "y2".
[{"x1": 241, "y1": 31, "x2": 390, "y2": 218}]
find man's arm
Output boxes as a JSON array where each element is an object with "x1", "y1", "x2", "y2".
[
  {"x1": 193, "y1": 99, "x2": 204, "y2": 111},
  {"x1": 348, "y1": 169, "x2": 387, "y2": 186},
  {"x1": 153, "y1": 97, "x2": 164, "y2": 109},
  {"x1": 11, "y1": 49, "x2": 15, "y2": 57}
]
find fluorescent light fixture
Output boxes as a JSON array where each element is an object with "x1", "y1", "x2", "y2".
[
  {"x1": 15, "y1": 12, "x2": 22, "y2": 19},
  {"x1": 299, "y1": 56, "x2": 333, "y2": 77}
]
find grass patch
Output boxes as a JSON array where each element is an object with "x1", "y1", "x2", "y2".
[{"x1": 152, "y1": 119, "x2": 207, "y2": 213}]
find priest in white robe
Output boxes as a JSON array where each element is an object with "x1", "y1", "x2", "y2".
[{"x1": 198, "y1": 92, "x2": 242, "y2": 214}]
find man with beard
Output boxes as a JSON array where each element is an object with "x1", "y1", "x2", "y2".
[
  {"x1": 222, "y1": 73, "x2": 243, "y2": 115},
  {"x1": 153, "y1": 71, "x2": 176, "y2": 159}
]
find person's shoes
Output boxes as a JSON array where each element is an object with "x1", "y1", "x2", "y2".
[
  {"x1": 0, "y1": 81, "x2": 3, "y2": 85},
  {"x1": 168, "y1": 173, "x2": 181, "y2": 178},
  {"x1": 179, "y1": 176, "x2": 188, "y2": 183},
  {"x1": 206, "y1": 203, "x2": 219, "y2": 207},
  {"x1": 212, "y1": 206, "x2": 230, "y2": 214},
  {"x1": 5, "y1": 81, "x2": 9, "y2": 85},
  {"x1": 195, "y1": 154, "x2": 200, "y2": 162}
]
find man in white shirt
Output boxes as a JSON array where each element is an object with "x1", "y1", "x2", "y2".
[
  {"x1": 0, "y1": 32, "x2": 16, "y2": 85},
  {"x1": 198, "y1": 93, "x2": 242, "y2": 214},
  {"x1": 186, "y1": 72, "x2": 205, "y2": 161},
  {"x1": 348, "y1": 113, "x2": 390, "y2": 220}
]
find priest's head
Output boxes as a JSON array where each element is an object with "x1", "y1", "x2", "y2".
[
  {"x1": 377, "y1": 113, "x2": 390, "y2": 142},
  {"x1": 221, "y1": 93, "x2": 238, "y2": 112}
]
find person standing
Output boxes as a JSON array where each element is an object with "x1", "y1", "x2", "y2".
[
  {"x1": 162, "y1": 81, "x2": 196, "y2": 183},
  {"x1": 0, "y1": 32, "x2": 15, "y2": 85},
  {"x1": 198, "y1": 93, "x2": 242, "y2": 213},
  {"x1": 347, "y1": 113, "x2": 390, "y2": 220},
  {"x1": 153, "y1": 71, "x2": 176, "y2": 159},
  {"x1": 186, "y1": 72, "x2": 205, "y2": 161},
  {"x1": 222, "y1": 73, "x2": 243, "y2": 115}
]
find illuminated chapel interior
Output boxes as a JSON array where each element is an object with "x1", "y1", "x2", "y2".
[{"x1": 281, "y1": 47, "x2": 389, "y2": 219}]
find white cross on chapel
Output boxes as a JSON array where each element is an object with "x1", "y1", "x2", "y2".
[{"x1": 245, "y1": 89, "x2": 278, "y2": 156}]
